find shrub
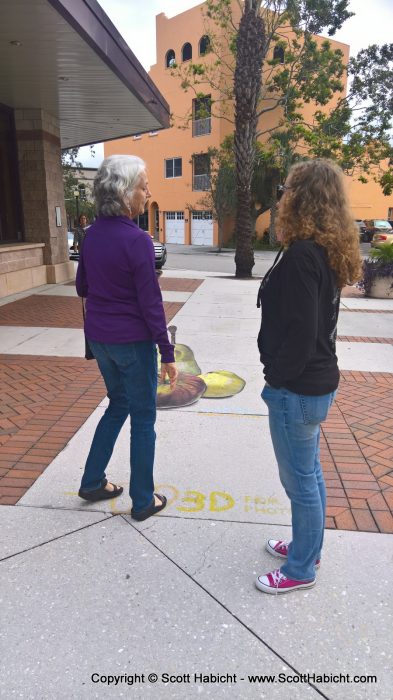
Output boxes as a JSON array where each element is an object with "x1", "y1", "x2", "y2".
[{"x1": 359, "y1": 243, "x2": 393, "y2": 296}]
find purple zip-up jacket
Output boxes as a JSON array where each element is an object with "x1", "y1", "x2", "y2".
[{"x1": 75, "y1": 215, "x2": 175, "y2": 363}]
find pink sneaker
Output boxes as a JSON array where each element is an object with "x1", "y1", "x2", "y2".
[
  {"x1": 266, "y1": 539, "x2": 321, "y2": 569},
  {"x1": 255, "y1": 568, "x2": 316, "y2": 595}
]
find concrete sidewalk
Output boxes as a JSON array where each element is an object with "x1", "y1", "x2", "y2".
[{"x1": 0, "y1": 271, "x2": 392, "y2": 699}]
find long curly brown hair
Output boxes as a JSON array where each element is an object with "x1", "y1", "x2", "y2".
[{"x1": 277, "y1": 159, "x2": 362, "y2": 288}]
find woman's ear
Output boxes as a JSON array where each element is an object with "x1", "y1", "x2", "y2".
[{"x1": 122, "y1": 197, "x2": 133, "y2": 218}]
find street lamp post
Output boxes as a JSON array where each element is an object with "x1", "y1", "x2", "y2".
[{"x1": 73, "y1": 189, "x2": 80, "y2": 221}]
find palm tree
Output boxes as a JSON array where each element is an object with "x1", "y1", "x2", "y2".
[{"x1": 233, "y1": 1, "x2": 265, "y2": 277}]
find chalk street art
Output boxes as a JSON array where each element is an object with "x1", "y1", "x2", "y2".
[
  {"x1": 84, "y1": 485, "x2": 291, "y2": 516},
  {"x1": 67, "y1": 487, "x2": 289, "y2": 515},
  {"x1": 157, "y1": 326, "x2": 246, "y2": 409},
  {"x1": 155, "y1": 486, "x2": 290, "y2": 515}
]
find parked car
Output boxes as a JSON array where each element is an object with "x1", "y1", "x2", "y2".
[
  {"x1": 354, "y1": 220, "x2": 368, "y2": 242},
  {"x1": 151, "y1": 237, "x2": 167, "y2": 269},
  {"x1": 371, "y1": 227, "x2": 393, "y2": 248},
  {"x1": 364, "y1": 219, "x2": 392, "y2": 244},
  {"x1": 67, "y1": 232, "x2": 79, "y2": 261}
]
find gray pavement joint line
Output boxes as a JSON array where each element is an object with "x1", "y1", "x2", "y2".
[
  {"x1": 153, "y1": 513, "x2": 291, "y2": 528},
  {"x1": 0, "y1": 513, "x2": 114, "y2": 563},
  {"x1": 14, "y1": 502, "x2": 112, "y2": 514},
  {"x1": 7, "y1": 328, "x2": 50, "y2": 348},
  {"x1": 15, "y1": 504, "x2": 292, "y2": 529},
  {"x1": 120, "y1": 514, "x2": 331, "y2": 700}
]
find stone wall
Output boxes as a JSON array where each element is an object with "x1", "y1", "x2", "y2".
[
  {"x1": 0, "y1": 243, "x2": 43, "y2": 274},
  {"x1": 0, "y1": 243, "x2": 46, "y2": 297},
  {"x1": 13, "y1": 108, "x2": 74, "y2": 286},
  {"x1": 14, "y1": 109, "x2": 69, "y2": 266}
]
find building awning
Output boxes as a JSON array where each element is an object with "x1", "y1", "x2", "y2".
[{"x1": 0, "y1": 0, "x2": 170, "y2": 148}]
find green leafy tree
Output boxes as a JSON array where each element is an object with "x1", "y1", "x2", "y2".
[
  {"x1": 62, "y1": 148, "x2": 95, "y2": 228},
  {"x1": 195, "y1": 142, "x2": 236, "y2": 250},
  {"x1": 203, "y1": 132, "x2": 305, "y2": 248},
  {"x1": 252, "y1": 131, "x2": 308, "y2": 244},
  {"x1": 298, "y1": 43, "x2": 393, "y2": 194},
  {"x1": 172, "y1": 0, "x2": 392, "y2": 277}
]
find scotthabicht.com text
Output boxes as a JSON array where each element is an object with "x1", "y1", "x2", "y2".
[{"x1": 91, "y1": 672, "x2": 377, "y2": 686}]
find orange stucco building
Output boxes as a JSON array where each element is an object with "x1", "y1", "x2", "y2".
[{"x1": 104, "y1": 2, "x2": 393, "y2": 246}]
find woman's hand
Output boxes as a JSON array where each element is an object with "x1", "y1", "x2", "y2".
[{"x1": 160, "y1": 362, "x2": 178, "y2": 388}]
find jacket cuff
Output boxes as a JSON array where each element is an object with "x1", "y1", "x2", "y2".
[{"x1": 160, "y1": 348, "x2": 175, "y2": 364}]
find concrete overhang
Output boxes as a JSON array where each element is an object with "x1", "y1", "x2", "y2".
[{"x1": 0, "y1": 0, "x2": 170, "y2": 148}]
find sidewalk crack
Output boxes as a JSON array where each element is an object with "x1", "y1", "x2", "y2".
[
  {"x1": 190, "y1": 527, "x2": 228, "y2": 577},
  {"x1": 0, "y1": 511, "x2": 115, "y2": 563},
  {"x1": 121, "y1": 516, "x2": 330, "y2": 700}
]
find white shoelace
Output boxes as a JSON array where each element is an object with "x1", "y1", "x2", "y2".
[
  {"x1": 276, "y1": 540, "x2": 289, "y2": 553},
  {"x1": 271, "y1": 569, "x2": 287, "y2": 587}
]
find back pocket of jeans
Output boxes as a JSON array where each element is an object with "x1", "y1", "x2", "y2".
[{"x1": 299, "y1": 393, "x2": 333, "y2": 425}]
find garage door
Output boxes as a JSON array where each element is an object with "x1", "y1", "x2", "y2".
[
  {"x1": 191, "y1": 211, "x2": 213, "y2": 245},
  {"x1": 165, "y1": 211, "x2": 185, "y2": 244}
]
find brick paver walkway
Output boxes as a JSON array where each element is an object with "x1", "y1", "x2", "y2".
[
  {"x1": 340, "y1": 309, "x2": 393, "y2": 314},
  {"x1": 0, "y1": 279, "x2": 392, "y2": 532},
  {"x1": 0, "y1": 296, "x2": 183, "y2": 329},
  {"x1": 0, "y1": 277, "x2": 201, "y2": 328},
  {"x1": 1, "y1": 359, "x2": 392, "y2": 530},
  {"x1": 66, "y1": 277, "x2": 204, "y2": 292},
  {"x1": 0, "y1": 278, "x2": 201, "y2": 505},
  {"x1": 338, "y1": 336, "x2": 393, "y2": 344},
  {"x1": 158, "y1": 278, "x2": 203, "y2": 292},
  {"x1": 323, "y1": 371, "x2": 393, "y2": 533},
  {"x1": 0, "y1": 356, "x2": 103, "y2": 504}
]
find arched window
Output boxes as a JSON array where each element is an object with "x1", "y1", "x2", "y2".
[
  {"x1": 165, "y1": 49, "x2": 176, "y2": 68},
  {"x1": 199, "y1": 35, "x2": 211, "y2": 56},
  {"x1": 182, "y1": 42, "x2": 192, "y2": 62},
  {"x1": 273, "y1": 46, "x2": 285, "y2": 63}
]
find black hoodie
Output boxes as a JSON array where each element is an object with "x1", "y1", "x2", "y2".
[{"x1": 257, "y1": 239, "x2": 340, "y2": 396}]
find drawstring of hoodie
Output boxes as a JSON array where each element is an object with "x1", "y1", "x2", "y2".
[{"x1": 257, "y1": 246, "x2": 284, "y2": 308}]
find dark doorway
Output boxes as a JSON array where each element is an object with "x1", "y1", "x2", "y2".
[
  {"x1": 149, "y1": 202, "x2": 159, "y2": 240},
  {"x1": 134, "y1": 208, "x2": 149, "y2": 231},
  {"x1": 0, "y1": 105, "x2": 23, "y2": 243}
]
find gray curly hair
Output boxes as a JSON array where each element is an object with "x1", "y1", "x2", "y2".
[{"x1": 93, "y1": 154, "x2": 146, "y2": 217}]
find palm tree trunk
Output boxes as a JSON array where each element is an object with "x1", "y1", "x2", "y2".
[
  {"x1": 218, "y1": 219, "x2": 223, "y2": 252},
  {"x1": 269, "y1": 172, "x2": 280, "y2": 246},
  {"x1": 234, "y1": 2, "x2": 265, "y2": 278}
]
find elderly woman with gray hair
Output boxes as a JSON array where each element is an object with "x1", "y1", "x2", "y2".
[{"x1": 76, "y1": 155, "x2": 177, "y2": 521}]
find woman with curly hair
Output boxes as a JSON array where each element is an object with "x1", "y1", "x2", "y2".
[{"x1": 255, "y1": 159, "x2": 362, "y2": 595}]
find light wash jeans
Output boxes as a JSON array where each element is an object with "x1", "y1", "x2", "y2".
[
  {"x1": 262, "y1": 384, "x2": 336, "y2": 581},
  {"x1": 80, "y1": 340, "x2": 157, "y2": 513}
]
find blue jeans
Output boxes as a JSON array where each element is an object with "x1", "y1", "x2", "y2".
[
  {"x1": 262, "y1": 385, "x2": 336, "y2": 581},
  {"x1": 80, "y1": 340, "x2": 157, "y2": 513}
]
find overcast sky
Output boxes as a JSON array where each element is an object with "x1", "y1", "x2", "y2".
[{"x1": 79, "y1": 0, "x2": 393, "y2": 166}]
